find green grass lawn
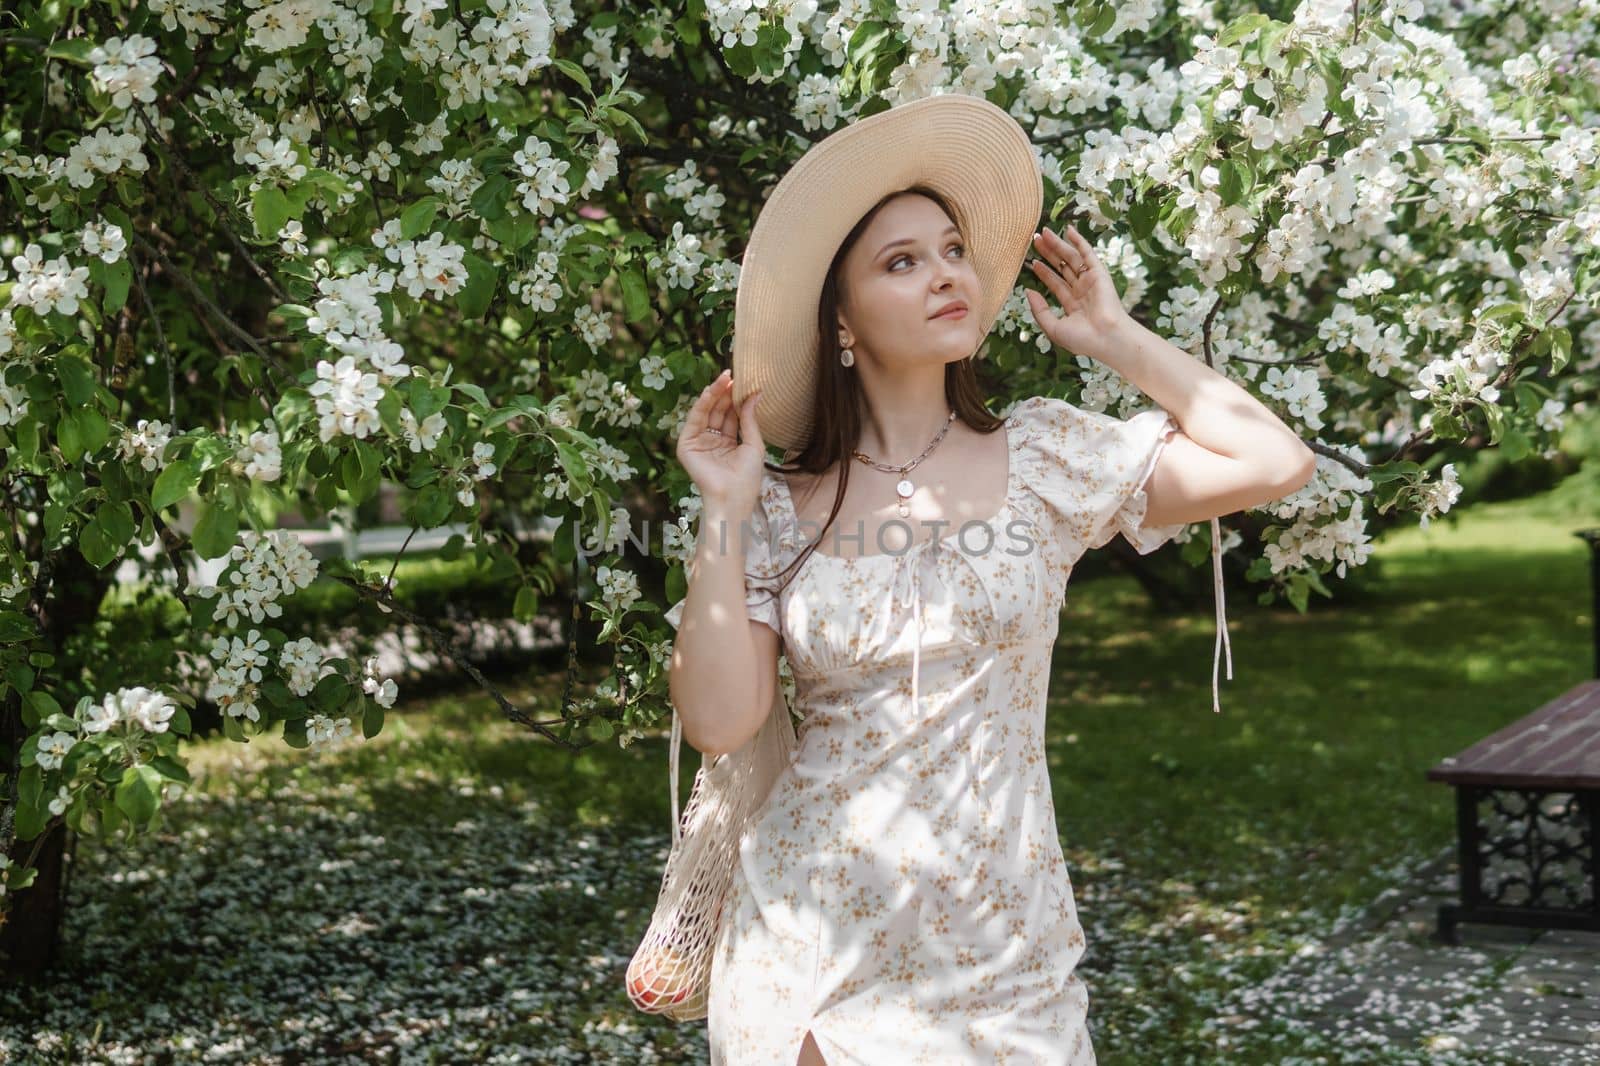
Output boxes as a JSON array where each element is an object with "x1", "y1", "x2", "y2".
[{"x1": 2, "y1": 458, "x2": 1594, "y2": 1064}]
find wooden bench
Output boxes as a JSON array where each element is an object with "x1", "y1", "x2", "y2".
[{"x1": 1425, "y1": 678, "x2": 1600, "y2": 944}]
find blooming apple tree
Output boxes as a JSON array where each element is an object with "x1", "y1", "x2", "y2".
[{"x1": 0, "y1": 0, "x2": 1596, "y2": 955}]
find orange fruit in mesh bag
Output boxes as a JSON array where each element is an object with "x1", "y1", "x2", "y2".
[{"x1": 627, "y1": 944, "x2": 697, "y2": 1011}]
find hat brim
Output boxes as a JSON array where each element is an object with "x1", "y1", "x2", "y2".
[{"x1": 731, "y1": 93, "x2": 1045, "y2": 453}]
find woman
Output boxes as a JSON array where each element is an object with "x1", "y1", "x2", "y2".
[{"x1": 666, "y1": 94, "x2": 1313, "y2": 1065}]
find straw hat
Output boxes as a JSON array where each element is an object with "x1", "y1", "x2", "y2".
[{"x1": 729, "y1": 92, "x2": 1045, "y2": 453}]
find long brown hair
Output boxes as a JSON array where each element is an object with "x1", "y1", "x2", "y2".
[{"x1": 754, "y1": 183, "x2": 1006, "y2": 604}]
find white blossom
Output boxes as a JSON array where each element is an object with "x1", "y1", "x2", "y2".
[
  {"x1": 1417, "y1": 463, "x2": 1462, "y2": 530},
  {"x1": 79, "y1": 221, "x2": 127, "y2": 264},
  {"x1": 279, "y1": 635, "x2": 327, "y2": 697},
  {"x1": 361, "y1": 655, "x2": 399, "y2": 708},
  {"x1": 278, "y1": 219, "x2": 308, "y2": 255},
  {"x1": 400, "y1": 407, "x2": 446, "y2": 452},
  {"x1": 306, "y1": 713, "x2": 355, "y2": 749},
  {"x1": 243, "y1": 135, "x2": 307, "y2": 182},
  {"x1": 308, "y1": 355, "x2": 385, "y2": 442},
  {"x1": 7, "y1": 244, "x2": 91, "y2": 317},
  {"x1": 82, "y1": 686, "x2": 177, "y2": 735},
  {"x1": 60, "y1": 128, "x2": 152, "y2": 190},
  {"x1": 595, "y1": 564, "x2": 640, "y2": 613},
  {"x1": 34, "y1": 731, "x2": 78, "y2": 772},
  {"x1": 511, "y1": 136, "x2": 572, "y2": 217},
  {"x1": 116, "y1": 419, "x2": 174, "y2": 472},
  {"x1": 237, "y1": 424, "x2": 283, "y2": 482},
  {"x1": 87, "y1": 35, "x2": 162, "y2": 109},
  {"x1": 191, "y1": 530, "x2": 320, "y2": 628}
]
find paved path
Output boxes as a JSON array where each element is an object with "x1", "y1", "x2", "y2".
[{"x1": 1237, "y1": 844, "x2": 1600, "y2": 1063}]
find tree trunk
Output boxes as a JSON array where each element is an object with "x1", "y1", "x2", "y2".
[
  {"x1": 0, "y1": 547, "x2": 111, "y2": 981},
  {"x1": 0, "y1": 821, "x2": 69, "y2": 984}
]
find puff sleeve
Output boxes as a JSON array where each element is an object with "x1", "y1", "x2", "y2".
[
  {"x1": 663, "y1": 479, "x2": 784, "y2": 638},
  {"x1": 1080, "y1": 406, "x2": 1189, "y2": 555},
  {"x1": 1011, "y1": 395, "x2": 1186, "y2": 559},
  {"x1": 1011, "y1": 394, "x2": 1232, "y2": 713}
]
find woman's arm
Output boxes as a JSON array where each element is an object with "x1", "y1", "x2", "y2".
[
  {"x1": 1027, "y1": 225, "x2": 1316, "y2": 526},
  {"x1": 1090, "y1": 314, "x2": 1317, "y2": 527},
  {"x1": 668, "y1": 499, "x2": 781, "y2": 758}
]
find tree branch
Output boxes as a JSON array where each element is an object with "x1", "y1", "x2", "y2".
[
  {"x1": 323, "y1": 572, "x2": 582, "y2": 751},
  {"x1": 128, "y1": 229, "x2": 300, "y2": 390},
  {"x1": 126, "y1": 243, "x2": 177, "y2": 423},
  {"x1": 130, "y1": 103, "x2": 288, "y2": 304}
]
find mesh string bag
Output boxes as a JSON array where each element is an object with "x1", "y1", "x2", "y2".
[{"x1": 626, "y1": 682, "x2": 798, "y2": 1021}]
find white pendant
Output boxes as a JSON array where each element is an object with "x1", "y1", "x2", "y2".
[{"x1": 895, "y1": 478, "x2": 914, "y2": 500}]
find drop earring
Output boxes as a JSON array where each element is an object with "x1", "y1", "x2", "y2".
[{"x1": 840, "y1": 347, "x2": 854, "y2": 367}]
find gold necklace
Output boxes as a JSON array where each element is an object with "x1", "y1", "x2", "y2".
[{"x1": 849, "y1": 410, "x2": 957, "y2": 519}]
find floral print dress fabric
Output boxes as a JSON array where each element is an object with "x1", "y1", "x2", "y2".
[{"x1": 665, "y1": 395, "x2": 1222, "y2": 1065}]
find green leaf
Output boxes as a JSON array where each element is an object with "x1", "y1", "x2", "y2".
[
  {"x1": 12, "y1": 417, "x2": 39, "y2": 463},
  {"x1": 1364, "y1": 461, "x2": 1422, "y2": 486},
  {"x1": 402, "y1": 78, "x2": 440, "y2": 124},
  {"x1": 0, "y1": 611, "x2": 38, "y2": 644},
  {"x1": 312, "y1": 673, "x2": 351, "y2": 712},
  {"x1": 57, "y1": 410, "x2": 85, "y2": 463},
  {"x1": 468, "y1": 174, "x2": 511, "y2": 220},
  {"x1": 115, "y1": 764, "x2": 163, "y2": 824},
  {"x1": 552, "y1": 58, "x2": 592, "y2": 94},
  {"x1": 100, "y1": 257, "x2": 132, "y2": 313},
  {"x1": 252, "y1": 186, "x2": 292, "y2": 241},
  {"x1": 513, "y1": 584, "x2": 538, "y2": 623},
  {"x1": 362, "y1": 700, "x2": 385, "y2": 739},
  {"x1": 56, "y1": 354, "x2": 97, "y2": 406},
  {"x1": 456, "y1": 254, "x2": 497, "y2": 318},
  {"x1": 1087, "y1": 3, "x2": 1116, "y2": 38},
  {"x1": 1219, "y1": 12, "x2": 1271, "y2": 46},
  {"x1": 593, "y1": 102, "x2": 643, "y2": 144},
  {"x1": 5, "y1": 663, "x2": 33, "y2": 695},
  {"x1": 1478, "y1": 302, "x2": 1523, "y2": 323},
  {"x1": 484, "y1": 211, "x2": 536, "y2": 249},
  {"x1": 587, "y1": 716, "x2": 614, "y2": 741},
  {"x1": 1219, "y1": 158, "x2": 1249, "y2": 206},
  {"x1": 1484, "y1": 400, "x2": 1509, "y2": 444},
  {"x1": 148, "y1": 755, "x2": 192, "y2": 784},
  {"x1": 400, "y1": 197, "x2": 440, "y2": 239},
  {"x1": 1500, "y1": 427, "x2": 1531, "y2": 462},
  {"x1": 555, "y1": 442, "x2": 593, "y2": 494},
  {"x1": 342, "y1": 440, "x2": 382, "y2": 504},
  {"x1": 414, "y1": 483, "x2": 454, "y2": 527},
  {"x1": 192, "y1": 500, "x2": 239, "y2": 560},
  {"x1": 79, "y1": 515, "x2": 118, "y2": 569},
  {"x1": 1129, "y1": 196, "x2": 1160, "y2": 240},
  {"x1": 152, "y1": 459, "x2": 202, "y2": 512},
  {"x1": 13, "y1": 792, "x2": 46, "y2": 840},
  {"x1": 22, "y1": 690, "x2": 57, "y2": 729},
  {"x1": 621, "y1": 268, "x2": 651, "y2": 322},
  {"x1": 1550, "y1": 326, "x2": 1571, "y2": 373},
  {"x1": 18, "y1": 764, "x2": 42, "y2": 809},
  {"x1": 99, "y1": 500, "x2": 135, "y2": 546},
  {"x1": 77, "y1": 408, "x2": 111, "y2": 455},
  {"x1": 43, "y1": 40, "x2": 96, "y2": 64}
]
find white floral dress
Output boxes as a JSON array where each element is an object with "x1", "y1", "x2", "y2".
[{"x1": 665, "y1": 395, "x2": 1229, "y2": 1065}]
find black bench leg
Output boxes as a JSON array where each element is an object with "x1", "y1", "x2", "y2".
[{"x1": 1434, "y1": 903, "x2": 1459, "y2": 945}]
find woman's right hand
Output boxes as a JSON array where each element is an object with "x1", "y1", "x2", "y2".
[{"x1": 675, "y1": 368, "x2": 765, "y2": 515}]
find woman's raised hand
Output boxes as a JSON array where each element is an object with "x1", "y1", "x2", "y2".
[
  {"x1": 675, "y1": 368, "x2": 765, "y2": 515},
  {"x1": 1024, "y1": 223, "x2": 1132, "y2": 357}
]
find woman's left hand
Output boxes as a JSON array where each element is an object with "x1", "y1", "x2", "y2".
[{"x1": 1024, "y1": 223, "x2": 1131, "y2": 357}]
